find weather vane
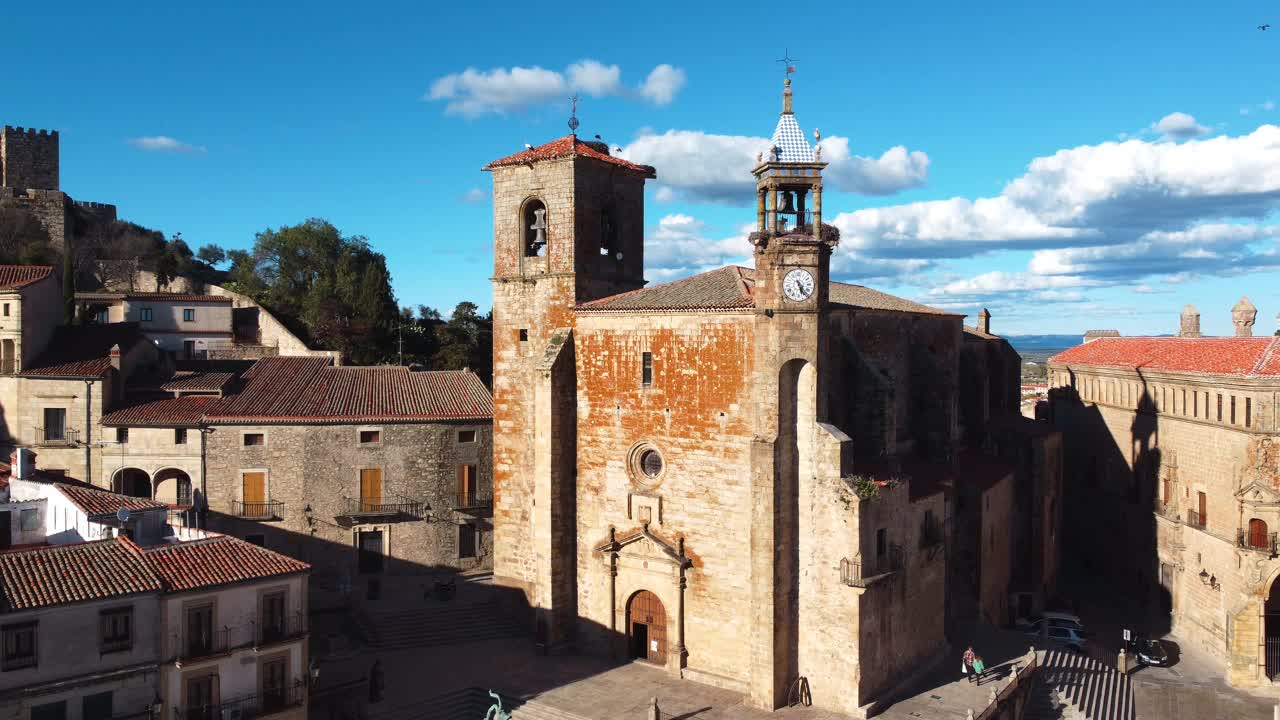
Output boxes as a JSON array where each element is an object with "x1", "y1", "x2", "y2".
[
  {"x1": 568, "y1": 94, "x2": 580, "y2": 133},
  {"x1": 776, "y1": 50, "x2": 797, "y2": 76}
]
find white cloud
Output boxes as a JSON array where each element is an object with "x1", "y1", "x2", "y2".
[
  {"x1": 128, "y1": 136, "x2": 205, "y2": 153},
  {"x1": 1028, "y1": 223, "x2": 1280, "y2": 278},
  {"x1": 567, "y1": 60, "x2": 622, "y2": 97},
  {"x1": 644, "y1": 214, "x2": 752, "y2": 281},
  {"x1": 639, "y1": 65, "x2": 686, "y2": 106},
  {"x1": 426, "y1": 60, "x2": 685, "y2": 116},
  {"x1": 1151, "y1": 112, "x2": 1208, "y2": 141},
  {"x1": 653, "y1": 186, "x2": 677, "y2": 203},
  {"x1": 459, "y1": 187, "x2": 489, "y2": 204},
  {"x1": 617, "y1": 130, "x2": 930, "y2": 203}
]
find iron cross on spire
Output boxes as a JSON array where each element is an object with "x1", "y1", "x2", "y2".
[
  {"x1": 568, "y1": 94, "x2": 580, "y2": 134},
  {"x1": 776, "y1": 50, "x2": 798, "y2": 76}
]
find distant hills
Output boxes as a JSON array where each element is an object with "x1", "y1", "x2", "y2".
[{"x1": 1005, "y1": 334, "x2": 1081, "y2": 364}]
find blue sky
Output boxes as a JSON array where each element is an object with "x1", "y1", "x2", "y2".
[{"x1": 3, "y1": 0, "x2": 1278, "y2": 335}]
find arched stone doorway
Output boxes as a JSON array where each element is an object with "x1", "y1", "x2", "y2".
[
  {"x1": 627, "y1": 590, "x2": 667, "y2": 665},
  {"x1": 153, "y1": 468, "x2": 193, "y2": 507},
  {"x1": 112, "y1": 468, "x2": 151, "y2": 498}
]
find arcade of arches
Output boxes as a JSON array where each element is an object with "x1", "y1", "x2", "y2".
[{"x1": 111, "y1": 466, "x2": 193, "y2": 506}]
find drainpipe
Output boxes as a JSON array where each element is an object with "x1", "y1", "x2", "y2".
[
  {"x1": 198, "y1": 425, "x2": 210, "y2": 529},
  {"x1": 83, "y1": 379, "x2": 94, "y2": 482}
]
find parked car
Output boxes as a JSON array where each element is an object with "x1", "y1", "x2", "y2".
[
  {"x1": 1016, "y1": 612, "x2": 1086, "y2": 634},
  {"x1": 1025, "y1": 622, "x2": 1087, "y2": 652},
  {"x1": 1126, "y1": 636, "x2": 1170, "y2": 667}
]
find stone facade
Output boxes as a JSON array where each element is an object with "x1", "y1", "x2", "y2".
[
  {"x1": 0, "y1": 126, "x2": 58, "y2": 192},
  {"x1": 0, "y1": 124, "x2": 116, "y2": 254},
  {"x1": 487, "y1": 83, "x2": 1032, "y2": 716},
  {"x1": 203, "y1": 421, "x2": 493, "y2": 594},
  {"x1": 1047, "y1": 330, "x2": 1280, "y2": 689}
]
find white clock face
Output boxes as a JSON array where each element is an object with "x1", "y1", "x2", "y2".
[{"x1": 782, "y1": 268, "x2": 815, "y2": 302}]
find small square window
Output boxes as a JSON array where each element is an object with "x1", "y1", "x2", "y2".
[
  {"x1": 459, "y1": 523, "x2": 478, "y2": 559},
  {"x1": 116, "y1": 428, "x2": 128, "y2": 444},
  {"x1": 642, "y1": 352, "x2": 653, "y2": 387},
  {"x1": 139, "y1": 308, "x2": 153, "y2": 322},
  {"x1": 359, "y1": 429, "x2": 381, "y2": 445},
  {"x1": 183, "y1": 309, "x2": 196, "y2": 322},
  {"x1": 244, "y1": 433, "x2": 265, "y2": 447},
  {"x1": 98, "y1": 607, "x2": 132, "y2": 654},
  {"x1": 19, "y1": 509, "x2": 38, "y2": 532},
  {"x1": 518, "y1": 329, "x2": 528, "y2": 342},
  {"x1": 2, "y1": 622, "x2": 37, "y2": 671},
  {"x1": 457, "y1": 429, "x2": 477, "y2": 444},
  {"x1": 175, "y1": 428, "x2": 187, "y2": 445}
]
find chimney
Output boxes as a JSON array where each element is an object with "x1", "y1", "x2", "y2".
[
  {"x1": 1232, "y1": 297, "x2": 1257, "y2": 337},
  {"x1": 977, "y1": 308, "x2": 991, "y2": 335},
  {"x1": 1083, "y1": 329, "x2": 1121, "y2": 343},
  {"x1": 10, "y1": 448, "x2": 35, "y2": 480},
  {"x1": 1179, "y1": 304, "x2": 1201, "y2": 338},
  {"x1": 109, "y1": 343, "x2": 122, "y2": 372}
]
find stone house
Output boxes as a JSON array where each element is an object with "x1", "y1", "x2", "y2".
[
  {"x1": 1046, "y1": 301, "x2": 1280, "y2": 688},
  {"x1": 75, "y1": 292, "x2": 235, "y2": 361},
  {"x1": 487, "y1": 76, "x2": 1036, "y2": 716}
]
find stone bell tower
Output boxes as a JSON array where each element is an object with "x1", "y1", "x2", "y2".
[
  {"x1": 484, "y1": 119, "x2": 655, "y2": 649},
  {"x1": 747, "y1": 73, "x2": 841, "y2": 709}
]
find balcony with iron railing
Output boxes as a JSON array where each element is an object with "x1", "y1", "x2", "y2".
[
  {"x1": 233, "y1": 500, "x2": 284, "y2": 520},
  {"x1": 1237, "y1": 529, "x2": 1279, "y2": 557},
  {"x1": 1187, "y1": 509, "x2": 1207, "y2": 530},
  {"x1": 34, "y1": 426, "x2": 80, "y2": 447},
  {"x1": 254, "y1": 611, "x2": 307, "y2": 648},
  {"x1": 840, "y1": 546, "x2": 904, "y2": 589},
  {"x1": 337, "y1": 495, "x2": 426, "y2": 520},
  {"x1": 175, "y1": 679, "x2": 305, "y2": 720},
  {"x1": 452, "y1": 489, "x2": 493, "y2": 512},
  {"x1": 174, "y1": 615, "x2": 308, "y2": 665},
  {"x1": 175, "y1": 626, "x2": 232, "y2": 664}
]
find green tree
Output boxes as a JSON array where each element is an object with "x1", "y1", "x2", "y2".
[{"x1": 433, "y1": 301, "x2": 493, "y2": 384}]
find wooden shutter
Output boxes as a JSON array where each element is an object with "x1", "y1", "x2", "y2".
[
  {"x1": 1198, "y1": 492, "x2": 1207, "y2": 523},
  {"x1": 457, "y1": 465, "x2": 476, "y2": 505},
  {"x1": 243, "y1": 472, "x2": 266, "y2": 505},
  {"x1": 1251, "y1": 519, "x2": 1268, "y2": 549},
  {"x1": 360, "y1": 469, "x2": 382, "y2": 510}
]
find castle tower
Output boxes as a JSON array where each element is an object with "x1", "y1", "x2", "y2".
[
  {"x1": 747, "y1": 73, "x2": 839, "y2": 709},
  {"x1": 1, "y1": 126, "x2": 59, "y2": 191},
  {"x1": 484, "y1": 129, "x2": 655, "y2": 647}
]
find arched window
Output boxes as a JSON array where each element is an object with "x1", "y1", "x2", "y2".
[
  {"x1": 522, "y1": 199, "x2": 547, "y2": 257},
  {"x1": 1250, "y1": 518, "x2": 1269, "y2": 550},
  {"x1": 600, "y1": 206, "x2": 618, "y2": 258}
]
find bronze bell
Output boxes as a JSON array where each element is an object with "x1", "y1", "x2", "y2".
[{"x1": 779, "y1": 191, "x2": 796, "y2": 214}]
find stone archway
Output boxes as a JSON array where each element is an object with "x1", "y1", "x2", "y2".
[
  {"x1": 153, "y1": 468, "x2": 193, "y2": 507},
  {"x1": 112, "y1": 468, "x2": 151, "y2": 498},
  {"x1": 1266, "y1": 576, "x2": 1280, "y2": 681},
  {"x1": 627, "y1": 590, "x2": 667, "y2": 665}
]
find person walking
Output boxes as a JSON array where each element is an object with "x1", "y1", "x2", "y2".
[
  {"x1": 972, "y1": 655, "x2": 987, "y2": 685},
  {"x1": 962, "y1": 646, "x2": 976, "y2": 681}
]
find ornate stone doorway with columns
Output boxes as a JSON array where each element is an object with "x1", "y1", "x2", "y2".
[{"x1": 596, "y1": 526, "x2": 692, "y2": 675}]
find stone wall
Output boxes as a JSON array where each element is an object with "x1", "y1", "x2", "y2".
[
  {"x1": 203, "y1": 421, "x2": 493, "y2": 590},
  {"x1": 0, "y1": 126, "x2": 58, "y2": 191}
]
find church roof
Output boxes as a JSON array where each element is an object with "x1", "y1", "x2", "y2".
[
  {"x1": 577, "y1": 265, "x2": 956, "y2": 316},
  {"x1": 483, "y1": 135, "x2": 656, "y2": 177},
  {"x1": 1049, "y1": 336, "x2": 1280, "y2": 378},
  {"x1": 769, "y1": 112, "x2": 813, "y2": 163}
]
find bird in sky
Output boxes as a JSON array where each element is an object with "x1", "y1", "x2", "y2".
[{"x1": 1261, "y1": 23, "x2": 1271, "y2": 30}]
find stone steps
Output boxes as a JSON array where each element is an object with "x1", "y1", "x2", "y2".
[
  {"x1": 369, "y1": 687, "x2": 591, "y2": 720},
  {"x1": 1036, "y1": 646, "x2": 1135, "y2": 720},
  {"x1": 361, "y1": 601, "x2": 526, "y2": 650}
]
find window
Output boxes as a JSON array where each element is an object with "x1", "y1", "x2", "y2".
[
  {"x1": 244, "y1": 433, "x2": 265, "y2": 447},
  {"x1": 359, "y1": 429, "x2": 381, "y2": 445},
  {"x1": 184, "y1": 675, "x2": 215, "y2": 720},
  {"x1": 139, "y1": 307, "x2": 153, "y2": 322},
  {"x1": 457, "y1": 429, "x2": 476, "y2": 444},
  {"x1": 1249, "y1": 518, "x2": 1270, "y2": 550},
  {"x1": 1217, "y1": 394, "x2": 1223, "y2": 422},
  {"x1": 1193, "y1": 391, "x2": 1198, "y2": 417},
  {"x1": 262, "y1": 657, "x2": 288, "y2": 711},
  {"x1": 42, "y1": 408, "x2": 66, "y2": 442},
  {"x1": 876, "y1": 528, "x2": 887, "y2": 559},
  {"x1": 639, "y1": 450, "x2": 663, "y2": 478},
  {"x1": 175, "y1": 428, "x2": 187, "y2": 445},
  {"x1": 1231, "y1": 396, "x2": 1237, "y2": 425},
  {"x1": 1181, "y1": 389, "x2": 1186, "y2": 416},
  {"x1": 2, "y1": 303, "x2": 7, "y2": 317},
  {"x1": 259, "y1": 591, "x2": 287, "y2": 644},
  {"x1": 358, "y1": 530, "x2": 384, "y2": 574},
  {"x1": 522, "y1": 199, "x2": 548, "y2": 257},
  {"x1": 245, "y1": 534, "x2": 266, "y2": 547},
  {"x1": 183, "y1": 308, "x2": 196, "y2": 322},
  {"x1": 82, "y1": 693, "x2": 113, "y2": 720},
  {"x1": 30, "y1": 702, "x2": 64, "y2": 720},
  {"x1": 457, "y1": 464, "x2": 477, "y2": 506},
  {"x1": 641, "y1": 352, "x2": 653, "y2": 387},
  {"x1": 518, "y1": 329, "x2": 528, "y2": 342},
  {"x1": 116, "y1": 427, "x2": 128, "y2": 444},
  {"x1": 459, "y1": 523, "x2": 478, "y2": 559},
  {"x1": 1247, "y1": 398, "x2": 1253, "y2": 428},
  {"x1": 99, "y1": 607, "x2": 133, "y2": 654},
  {"x1": 18, "y1": 509, "x2": 37, "y2": 532},
  {"x1": 359, "y1": 468, "x2": 383, "y2": 511},
  {"x1": 184, "y1": 604, "x2": 215, "y2": 658},
  {"x1": 2, "y1": 622, "x2": 36, "y2": 670},
  {"x1": 95, "y1": 310, "x2": 107, "y2": 324}
]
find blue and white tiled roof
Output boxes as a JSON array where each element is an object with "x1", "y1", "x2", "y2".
[{"x1": 768, "y1": 112, "x2": 813, "y2": 163}]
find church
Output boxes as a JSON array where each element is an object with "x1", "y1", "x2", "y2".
[{"x1": 486, "y1": 76, "x2": 1032, "y2": 716}]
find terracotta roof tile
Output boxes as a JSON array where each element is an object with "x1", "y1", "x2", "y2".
[
  {"x1": 0, "y1": 265, "x2": 54, "y2": 291},
  {"x1": 161, "y1": 371, "x2": 236, "y2": 393},
  {"x1": 206, "y1": 357, "x2": 493, "y2": 423},
  {"x1": 55, "y1": 483, "x2": 168, "y2": 518},
  {"x1": 0, "y1": 538, "x2": 161, "y2": 612},
  {"x1": 142, "y1": 535, "x2": 308, "y2": 592},
  {"x1": 101, "y1": 396, "x2": 218, "y2": 427},
  {"x1": 19, "y1": 323, "x2": 146, "y2": 378},
  {"x1": 1050, "y1": 336, "x2": 1280, "y2": 378},
  {"x1": 578, "y1": 265, "x2": 956, "y2": 316},
  {"x1": 484, "y1": 135, "x2": 656, "y2": 177},
  {"x1": 77, "y1": 292, "x2": 231, "y2": 303}
]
